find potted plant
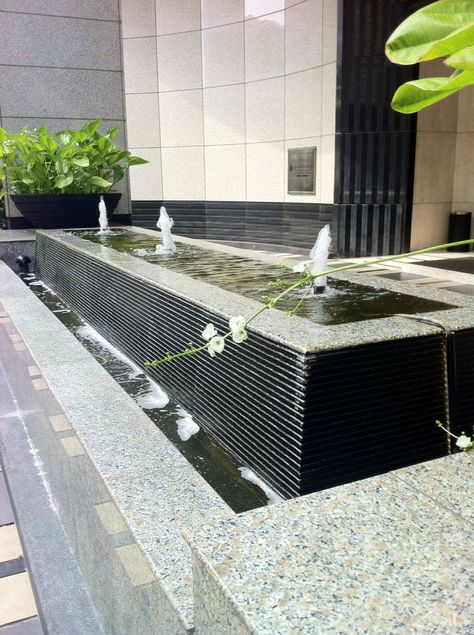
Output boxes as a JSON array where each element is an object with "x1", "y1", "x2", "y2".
[{"x1": 0, "y1": 118, "x2": 147, "y2": 228}]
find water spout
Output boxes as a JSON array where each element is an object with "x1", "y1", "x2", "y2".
[
  {"x1": 98, "y1": 196, "x2": 110, "y2": 233},
  {"x1": 309, "y1": 224, "x2": 331, "y2": 294},
  {"x1": 156, "y1": 206, "x2": 176, "y2": 254}
]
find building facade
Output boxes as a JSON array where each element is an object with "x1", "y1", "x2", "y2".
[{"x1": 1, "y1": 0, "x2": 473, "y2": 255}]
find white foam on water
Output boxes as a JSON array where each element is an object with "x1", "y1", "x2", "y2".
[
  {"x1": 76, "y1": 324, "x2": 169, "y2": 407},
  {"x1": 133, "y1": 248, "x2": 150, "y2": 257},
  {"x1": 176, "y1": 407, "x2": 200, "y2": 441},
  {"x1": 238, "y1": 467, "x2": 284, "y2": 506},
  {"x1": 135, "y1": 382, "x2": 169, "y2": 409},
  {"x1": 29, "y1": 279, "x2": 54, "y2": 294},
  {"x1": 76, "y1": 324, "x2": 142, "y2": 379}
]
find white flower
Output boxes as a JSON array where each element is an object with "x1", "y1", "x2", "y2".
[
  {"x1": 201, "y1": 323, "x2": 217, "y2": 341},
  {"x1": 229, "y1": 315, "x2": 246, "y2": 331},
  {"x1": 455, "y1": 434, "x2": 472, "y2": 449},
  {"x1": 229, "y1": 315, "x2": 248, "y2": 343},
  {"x1": 293, "y1": 260, "x2": 312, "y2": 274},
  {"x1": 232, "y1": 327, "x2": 248, "y2": 344},
  {"x1": 208, "y1": 336, "x2": 225, "y2": 357}
]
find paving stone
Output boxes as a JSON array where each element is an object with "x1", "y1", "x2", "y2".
[
  {"x1": 0, "y1": 557, "x2": 26, "y2": 579},
  {"x1": 0, "y1": 474, "x2": 14, "y2": 527},
  {"x1": 0, "y1": 572, "x2": 37, "y2": 626},
  {"x1": 0, "y1": 617, "x2": 43, "y2": 635},
  {"x1": 0, "y1": 525, "x2": 22, "y2": 562}
]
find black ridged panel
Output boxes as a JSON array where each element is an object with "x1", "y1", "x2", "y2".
[
  {"x1": 336, "y1": 132, "x2": 413, "y2": 206},
  {"x1": 450, "y1": 329, "x2": 474, "y2": 444},
  {"x1": 337, "y1": 203, "x2": 409, "y2": 256},
  {"x1": 132, "y1": 201, "x2": 338, "y2": 252},
  {"x1": 335, "y1": 0, "x2": 430, "y2": 256},
  {"x1": 205, "y1": 202, "x2": 246, "y2": 241},
  {"x1": 131, "y1": 200, "x2": 206, "y2": 237},
  {"x1": 301, "y1": 334, "x2": 449, "y2": 494},
  {"x1": 36, "y1": 233, "x2": 307, "y2": 497}
]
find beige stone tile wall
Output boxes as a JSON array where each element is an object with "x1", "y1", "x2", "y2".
[
  {"x1": 411, "y1": 61, "x2": 474, "y2": 249},
  {"x1": 120, "y1": 0, "x2": 338, "y2": 204}
]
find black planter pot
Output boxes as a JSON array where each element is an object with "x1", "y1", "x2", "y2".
[{"x1": 10, "y1": 193, "x2": 122, "y2": 229}]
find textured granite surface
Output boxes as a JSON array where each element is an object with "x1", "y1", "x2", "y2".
[
  {"x1": 0, "y1": 261, "x2": 233, "y2": 630},
  {"x1": 186, "y1": 454, "x2": 473, "y2": 635},
  {"x1": 37, "y1": 229, "x2": 474, "y2": 354}
]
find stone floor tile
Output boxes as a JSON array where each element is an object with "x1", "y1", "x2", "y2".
[
  {"x1": 31, "y1": 379, "x2": 47, "y2": 391},
  {"x1": 48, "y1": 414, "x2": 72, "y2": 432},
  {"x1": 0, "y1": 558, "x2": 26, "y2": 580},
  {"x1": 0, "y1": 475, "x2": 14, "y2": 527},
  {"x1": 60, "y1": 436, "x2": 86, "y2": 457},
  {"x1": 115, "y1": 544, "x2": 155, "y2": 587},
  {"x1": 445, "y1": 284, "x2": 474, "y2": 296},
  {"x1": 0, "y1": 572, "x2": 37, "y2": 626},
  {"x1": 26, "y1": 366, "x2": 40, "y2": 378},
  {"x1": 0, "y1": 525, "x2": 22, "y2": 562},
  {"x1": 0, "y1": 617, "x2": 44, "y2": 635},
  {"x1": 95, "y1": 502, "x2": 128, "y2": 535}
]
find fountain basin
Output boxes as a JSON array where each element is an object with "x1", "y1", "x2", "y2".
[{"x1": 35, "y1": 228, "x2": 474, "y2": 498}]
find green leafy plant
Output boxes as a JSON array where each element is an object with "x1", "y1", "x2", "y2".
[
  {"x1": 386, "y1": 0, "x2": 474, "y2": 113},
  {"x1": 0, "y1": 118, "x2": 147, "y2": 199}
]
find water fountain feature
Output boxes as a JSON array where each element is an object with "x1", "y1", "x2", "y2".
[
  {"x1": 98, "y1": 196, "x2": 110, "y2": 233},
  {"x1": 33, "y1": 225, "x2": 472, "y2": 499},
  {"x1": 310, "y1": 224, "x2": 331, "y2": 294},
  {"x1": 155, "y1": 206, "x2": 176, "y2": 254}
]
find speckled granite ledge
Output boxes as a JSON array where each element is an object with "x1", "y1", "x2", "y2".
[
  {"x1": 185, "y1": 453, "x2": 472, "y2": 634},
  {"x1": 0, "y1": 261, "x2": 233, "y2": 632},
  {"x1": 36, "y1": 229, "x2": 474, "y2": 354}
]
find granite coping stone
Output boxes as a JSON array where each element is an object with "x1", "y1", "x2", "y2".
[
  {"x1": 0, "y1": 261, "x2": 233, "y2": 630},
  {"x1": 37, "y1": 229, "x2": 474, "y2": 354},
  {"x1": 0, "y1": 229, "x2": 36, "y2": 243},
  {"x1": 185, "y1": 453, "x2": 473, "y2": 634}
]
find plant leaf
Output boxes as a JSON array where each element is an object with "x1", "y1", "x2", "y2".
[
  {"x1": 445, "y1": 44, "x2": 474, "y2": 69},
  {"x1": 90, "y1": 176, "x2": 112, "y2": 188},
  {"x1": 81, "y1": 118, "x2": 103, "y2": 137},
  {"x1": 127, "y1": 155, "x2": 149, "y2": 166},
  {"x1": 391, "y1": 70, "x2": 474, "y2": 113},
  {"x1": 71, "y1": 156, "x2": 90, "y2": 167},
  {"x1": 106, "y1": 126, "x2": 120, "y2": 140},
  {"x1": 56, "y1": 131, "x2": 71, "y2": 145},
  {"x1": 55, "y1": 174, "x2": 73, "y2": 189},
  {"x1": 386, "y1": 0, "x2": 474, "y2": 65}
]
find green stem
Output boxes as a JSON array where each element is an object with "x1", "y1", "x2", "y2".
[
  {"x1": 145, "y1": 343, "x2": 209, "y2": 366},
  {"x1": 435, "y1": 420, "x2": 459, "y2": 440}
]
